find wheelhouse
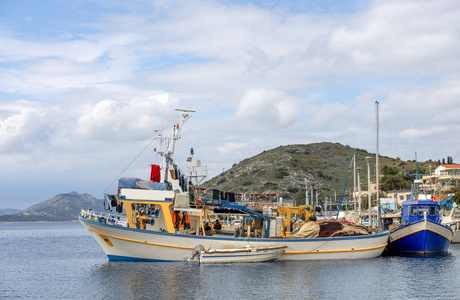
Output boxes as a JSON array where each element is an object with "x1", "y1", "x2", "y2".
[{"x1": 401, "y1": 200, "x2": 441, "y2": 224}]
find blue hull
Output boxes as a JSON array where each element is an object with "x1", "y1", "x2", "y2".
[{"x1": 387, "y1": 221, "x2": 451, "y2": 255}]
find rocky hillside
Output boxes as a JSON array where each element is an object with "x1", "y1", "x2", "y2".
[
  {"x1": 201, "y1": 142, "x2": 434, "y2": 204},
  {"x1": 0, "y1": 192, "x2": 104, "y2": 222}
]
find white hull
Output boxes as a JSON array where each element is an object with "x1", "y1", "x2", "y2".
[
  {"x1": 443, "y1": 222, "x2": 460, "y2": 243},
  {"x1": 80, "y1": 217, "x2": 389, "y2": 261},
  {"x1": 453, "y1": 231, "x2": 460, "y2": 243},
  {"x1": 198, "y1": 246, "x2": 286, "y2": 263}
]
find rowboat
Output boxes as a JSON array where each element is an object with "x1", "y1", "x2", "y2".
[{"x1": 185, "y1": 245, "x2": 287, "y2": 263}]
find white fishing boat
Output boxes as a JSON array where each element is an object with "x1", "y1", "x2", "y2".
[
  {"x1": 79, "y1": 109, "x2": 389, "y2": 261},
  {"x1": 442, "y1": 206, "x2": 460, "y2": 243},
  {"x1": 185, "y1": 244, "x2": 287, "y2": 263}
]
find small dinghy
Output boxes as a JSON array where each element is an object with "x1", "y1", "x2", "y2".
[{"x1": 185, "y1": 244, "x2": 287, "y2": 264}]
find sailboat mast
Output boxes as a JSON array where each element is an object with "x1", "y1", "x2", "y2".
[
  {"x1": 375, "y1": 101, "x2": 381, "y2": 232},
  {"x1": 353, "y1": 154, "x2": 356, "y2": 211}
]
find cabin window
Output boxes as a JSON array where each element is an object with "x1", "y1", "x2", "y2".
[
  {"x1": 418, "y1": 205, "x2": 429, "y2": 216},
  {"x1": 429, "y1": 206, "x2": 436, "y2": 216},
  {"x1": 410, "y1": 206, "x2": 417, "y2": 216}
]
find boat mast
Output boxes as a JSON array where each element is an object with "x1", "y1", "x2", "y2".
[
  {"x1": 375, "y1": 101, "x2": 381, "y2": 232},
  {"x1": 158, "y1": 108, "x2": 196, "y2": 183},
  {"x1": 353, "y1": 154, "x2": 356, "y2": 212}
]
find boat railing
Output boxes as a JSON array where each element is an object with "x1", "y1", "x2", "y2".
[
  {"x1": 201, "y1": 199, "x2": 233, "y2": 206},
  {"x1": 80, "y1": 209, "x2": 128, "y2": 226}
]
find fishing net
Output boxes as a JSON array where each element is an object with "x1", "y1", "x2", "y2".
[{"x1": 317, "y1": 220, "x2": 371, "y2": 237}]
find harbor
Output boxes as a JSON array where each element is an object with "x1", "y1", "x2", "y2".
[
  {"x1": 2, "y1": 1, "x2": 460, "y2": 299},
  {"x1": 79, "y1": 108, "x2": 457, "y2": 263}
]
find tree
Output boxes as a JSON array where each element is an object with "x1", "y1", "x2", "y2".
[
  {"x1": 451, "y1": 186, "x2": 460, "y2": 205},
  {"x1": 380, "y1": 165, "x2": 412, "y2": 191},
  {"x1": 379, "y1": 165, "x2": 430, "y2": 191}
]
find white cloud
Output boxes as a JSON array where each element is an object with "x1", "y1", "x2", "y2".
[
  {"x1": 218, "y1": 142, "x2": 249, "y2": 155},
  {"x1": 328, "y1": 0, "x2": 460, "y2": 74},
  {"x1": 382, "y1": 80, "x2": 460, "y2": 143},
  {"x1": 0, "y1": 101, "x2": 52, "y2": 153},
  {"x1": 2, "y1": 0, "x2": 460, "y2": 208},
  {"x1": 76, "y1": 93, "x2": 179, "y2": 141},
  {"x1": 235, "y1": 89, "x2": 301, "y2": 129}
]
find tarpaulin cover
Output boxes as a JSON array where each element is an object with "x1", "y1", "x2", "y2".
[
  {"x1": 118, "y1": 177, "x2": 166, "y2": 190},
  {"x1": 287, "y1": 221, "x2": 320, "y2": 239}
]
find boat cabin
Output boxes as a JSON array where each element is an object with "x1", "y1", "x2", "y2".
[{"x1": 401, "y1": 200, "x2": 441, "y2": 224}]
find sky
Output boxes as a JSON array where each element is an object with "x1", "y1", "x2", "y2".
[{"x1": 1, "y1": 0, "x2": 460, "y2": 209}]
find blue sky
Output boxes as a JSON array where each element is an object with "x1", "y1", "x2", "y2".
[{"x1": 1, "y1": 0, "x2": 460, "y2": 209}]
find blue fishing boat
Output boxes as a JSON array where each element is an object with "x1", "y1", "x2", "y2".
[
  {"x1": 387, "y1": 199, "x2": 453, "y2": 255},
  {"x1": 387, "y1": 159, "x2": 453, "y2": 255}
]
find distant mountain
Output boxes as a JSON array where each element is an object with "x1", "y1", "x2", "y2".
[
  {"x1": 0, "y1": 208, "x2": 22, "y2": 216},
  {"x1": 0, "y1": 192, "x2": 104, "y2": 222}
]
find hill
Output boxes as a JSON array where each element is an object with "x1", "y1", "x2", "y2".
[
  {"x1": 201, "y1": 142, "x2": 434, "y2": 204},
  {"x1": 0, "y1": 208, "x2": 22, "y2": 215},
  {"x1": 0, "y1": 192, "x2": 104, "y2": 222}
]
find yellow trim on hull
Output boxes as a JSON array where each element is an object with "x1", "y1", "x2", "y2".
[
  {"x1": 391, "y1": 228, "x2": 425, "y2": 243},
  {"x1": 88, "y1": 228, "x2": 194, "y2": 250},
  {"x1": 391, "y1": 227, "x2": 451, "y2": 243},
  {"x1": 88, "y1": 227, "x2": 386, "y2": 255},
  {"x1": 284, "y1": 243, "x2": 387, "y2": 255},
  {"x1": 427, "y1": 229, "x2": 452, "y2": 241}
]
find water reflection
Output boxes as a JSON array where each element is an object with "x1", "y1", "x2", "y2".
[{"x1": 85, "y1": 244, "x2": 460, "y2": 299}]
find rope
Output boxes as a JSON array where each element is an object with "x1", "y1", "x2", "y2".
[
  {"x1": 336, "y1": 155, "x2": 354, "y2": 219},
  {"x1": 100, "y1": 136, "x2": 157, "y2": 197}
]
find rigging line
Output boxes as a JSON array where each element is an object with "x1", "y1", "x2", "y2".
[
  {"x1": 358, "y1": 106, "x2": 374, "y2": 154},
  {"x1": 100, "y1": 136, "x2": 158, "y2": 197},
  {"x1": 380, "y1": 107, "x2": 402, "y2": 159},
  {"x1": 336, "y1": 155, "x2": 355, "y2": 219},
  {"x1": 452, "y1": 150, "x2": 460, "y2": 161}
]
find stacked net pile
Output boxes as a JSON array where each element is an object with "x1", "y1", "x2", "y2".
[{"x1": 317, "y1": 220, "x2": 371, "y2": 237}]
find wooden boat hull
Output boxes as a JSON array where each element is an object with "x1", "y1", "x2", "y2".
[
  {"x1": 80, "y1": 217, "x2": 389, "y2": 261},
  {"x1": 198, "y1": 246, "x2": 286, "y2": 263},
  {"x1": 387, "y1": 219, "x2": 453, "y2": 255}
]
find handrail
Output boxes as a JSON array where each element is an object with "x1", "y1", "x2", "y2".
[{"x1": 80, "y1": 209, "x2": 128, "y2": 226}]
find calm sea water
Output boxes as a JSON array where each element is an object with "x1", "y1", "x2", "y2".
[{"x1": 1, "y1": 222, "x2": 459, "y2": 299}]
